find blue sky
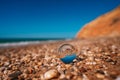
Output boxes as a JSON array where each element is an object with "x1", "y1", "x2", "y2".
[{"x1": 0, "y1": 0, "x2": 120, "y2": 38}]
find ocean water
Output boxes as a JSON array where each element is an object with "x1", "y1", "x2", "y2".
[
  {"x1": 0, "y1": 38, "x2": 66, "y2": 47},
  {"x1": 0, "y1": 38, "x2": 65, "y2": 43}
]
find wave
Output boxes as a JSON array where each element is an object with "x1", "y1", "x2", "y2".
[
  {"x1": 0, "y1": 41, "x2": 40, "y2": 47},
  {"x1": 0, "y1": 40, "x2": 60, "y2": 47},
  {"x1": 0, "y1": 38, "x2": 73, "y2": 47}
]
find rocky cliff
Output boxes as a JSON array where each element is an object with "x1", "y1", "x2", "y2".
[{"x1": 76, "y1": 6, "x2": 120, "y2": 38}]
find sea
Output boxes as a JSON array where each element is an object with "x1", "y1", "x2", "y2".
[{"x1": 0, "y1": 38, "x2": 66, "y2": 47}]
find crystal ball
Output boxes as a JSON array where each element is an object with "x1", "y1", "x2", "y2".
[{"x1": 58, "y1": 44, "x2": 76, "y2": 64}]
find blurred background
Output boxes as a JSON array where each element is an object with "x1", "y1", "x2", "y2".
[{"x1": 0, "y1": 0, "x2": 120, "y2": 43}]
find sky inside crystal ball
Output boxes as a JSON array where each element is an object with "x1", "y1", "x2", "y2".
[{"x1": 60, "y1": 54, "x2": 76, "y2": 64}]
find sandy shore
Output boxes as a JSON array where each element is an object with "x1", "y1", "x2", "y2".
[{"x1": 0, "y1": 37, "x2": 120, "y2": 80}]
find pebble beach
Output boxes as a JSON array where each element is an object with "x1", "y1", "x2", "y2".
[{"x1": 0, "y1": 36, "x2": 120, "y2": 80}]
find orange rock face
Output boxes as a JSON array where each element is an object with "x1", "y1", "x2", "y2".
[{"x1": 76, "y1": 6, "x2": 120, "y2": 39}]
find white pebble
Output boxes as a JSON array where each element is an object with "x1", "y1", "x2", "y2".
[
  {"x1": 115, "y1": 76, "x2": 120, "y2": 80},
  {"x1": 44, "y1": 69, "x2": 59, "y2": 80}
]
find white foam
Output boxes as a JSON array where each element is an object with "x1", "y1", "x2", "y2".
[
  {"x1": 0, "y1": 41, "x2": 40, "y2": 47},
  {"x1": 0, "y1": 40, "x2": 60, "y2": 47}
]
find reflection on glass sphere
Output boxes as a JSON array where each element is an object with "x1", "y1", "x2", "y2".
[{"x1": 58, "y1": 44, "x2": 76, "y2": 64}]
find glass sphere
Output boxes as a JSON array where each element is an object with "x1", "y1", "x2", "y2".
[{"x1": 58, "y1": 44, "x2": 76, "y2": 64}]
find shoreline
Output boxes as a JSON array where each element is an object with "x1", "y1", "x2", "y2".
[{"x1": 0, "y1": 39, "x2": 71, "y2": 47}]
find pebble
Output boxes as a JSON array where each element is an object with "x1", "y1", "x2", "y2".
[
  {"x1": 82, "y1": 74, "x2": 89, "y2": 80},
  {"x1": 96, "y1": 70, "x2": 104, "y2": 74},
  {"x1": 115, "y1": 76, "x2": 120, "y2": 80},
  {"x1": 59, "y1": 74, "x2": 66, "y2": 79},
  {"x1": 44, "y1": 69, "x2": 59, "y2": 79},
  {"x1": 66, "y1": 73, "x2": 72, "y2": 79},
  {"x1": 4, "y1": 62, "x2": 10, "y2": 67},
  {"x1": 27, "y1": 67, "x2": 34, "y2": 74},
  {"x1": 86, "y1": 62, "x2": 96, "y2": 65},
  {"x1": 76, "y1": 77, "x2": 82, "y2": 80},
  {"x1": 96, "y1": 73, "x2": 105, "y2": 79},
  {"x1": 9, "y1": 71, "x2": 22, "y2": 79},
  {"x1": 0, "y1": 37, "x2": 120, "y2": 80},
  {"x1": 0, "y1": 67, "x2": 5, "y2": 72},
  {"x1": 65, "y1": 64, "x2": 71, "y2": 69}
]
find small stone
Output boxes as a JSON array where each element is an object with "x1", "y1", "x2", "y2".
[
  {"x1": 115, "y1": 76, "x2": 120, "y2": 80},
  {"x1": 104, "y1": 52, "x2": 110, "y2": 56},
  {"x1": 65, "y1": 64, "x2": 71, "y2": 69},
  {"x1": 76, "y1": 76, "x2": 82, "y2": 80},
  {"x1": 27, "y1": 67, "x2": 34, "y2": 74},
  {"x1": 4, "y1": 62, "x2": 10, "y2": 67},
  {"x1": 79, "y1": 67, "x2": 87, "y2": 73},
  {"x1": 66, "y1": 74, "x2": 72, "y2": 79},
  {"x1": 96, "y1": 70, "x2": 104, "y2": 74},
  {"x1": 111, "y1": 45, "x2": 117, "y2": 51},
  {"x1": 105, "y1": 59, "x2": 117, "y2": 65},
  {"x1": 0, "y1": 67, "x2": 5, "y2": 72},
  {"x1": 109, "y1": 71, "x2": 118, "y2": 79},
  {"x1": 82, "y1": 74, "x2": 89, "y2": 80},
  {"x1": 88, "y1": 56, "x2": 94, "y2": 61},
  {"x1": 9, "y1": 71, "x2": 22, "y2": 79},
  {"x1": 86, "y1": 61, "x2": 96, "y2": 65},
  {"x1": 96, "y1": 73, "x2": 105, "y2": 79},
  {"x1": 37, "y1": 62, "x2": 42, "y2": 66},
  {"x1": 59, "y1": 74, "x2": 65, "y2": 79},
  {"x1": 44, "y1": 69, "x2": 59, "y2": 80},
  {"x1": 40, "y1": 74, "x2": 44, "y2": 80}
]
